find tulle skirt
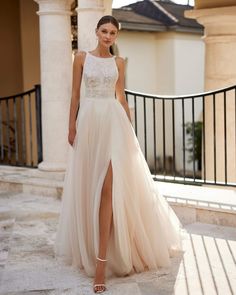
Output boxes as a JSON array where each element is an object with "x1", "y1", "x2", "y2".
[{"x1": 54, "y1": 96, "x2": 183, "y2": 278}]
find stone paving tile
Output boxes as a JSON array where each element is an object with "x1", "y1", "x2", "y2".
[
  {"x1": 6, "y1": 219, "x2": 57, "y2": 267},
  {"x1": 2, "y1": 283, "x2": 141, "y2": 295},
  {"x1": 3, "y1": 291, "x2": 55, "y2": 295},
  {"x1": 0, "y1": 191, "x2": 18, "y2": 198},
  {"x1": 0, "y1": 193, "x2": 60, "y2": 222},
  {"x1": 0, "y1": 192, "x2": 236, "y2": 295},
  {"x1": 0, "y1": 219, "x2": 15, "y2": 268},
  {"x1": 0, "y1": 265, "x2": 85, "y2": 293}
]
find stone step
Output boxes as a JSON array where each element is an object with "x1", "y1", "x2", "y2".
[
  {"x1": 0, "y1": 165, "x2": 63, "y2": 198},
  {"x1": 0, "y1": 166, "x2": 236, "y2": 228},
  {"x1": 157, "y1": 182, "x2": 236, "y2": 227}
]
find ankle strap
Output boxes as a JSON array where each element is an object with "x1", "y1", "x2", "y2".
[{"x1": 97, "y1": 257, "x2": 107, "y2": 262}]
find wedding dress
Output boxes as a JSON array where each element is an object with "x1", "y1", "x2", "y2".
[{"x1": 54, "y1": 51, "x2": 183, "y2": 278}]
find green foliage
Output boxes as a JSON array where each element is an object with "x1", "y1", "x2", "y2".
[{"x1": 185, "y1": 121, "x2": 202, "y2": 170}]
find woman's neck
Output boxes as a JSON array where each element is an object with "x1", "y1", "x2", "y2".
[{"x1": 93, "y1": 45, "x2": 111, "y2": 57}]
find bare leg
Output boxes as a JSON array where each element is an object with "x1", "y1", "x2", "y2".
[{"x1": 94, "y1": 161, "x2": 113, "y2": 293}]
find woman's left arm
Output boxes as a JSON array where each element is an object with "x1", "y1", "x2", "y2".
[{"x1": 115, "y1": 57, "x2": 132, "y2": 123}]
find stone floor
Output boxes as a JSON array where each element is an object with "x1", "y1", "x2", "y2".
[{"x1": 0, "y1": 191, "x2": 236, "y2": 295}]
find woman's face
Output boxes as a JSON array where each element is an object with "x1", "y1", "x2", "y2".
[{"x1": 96, "y1": 23, "x2": 118, "y2": 48}]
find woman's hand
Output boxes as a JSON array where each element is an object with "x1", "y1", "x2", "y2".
[{"x1": 68, "y1": 127, "x2": 76, "y2": 146}]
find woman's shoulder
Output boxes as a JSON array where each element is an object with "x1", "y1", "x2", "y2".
[
  {"x1": 115, "y1": 56, "x2": 126, "y2": 70},
  {"x1": 75, "y1": 50, "x2": 87, "y2": 57},
  {"x1": 115, "y1": 56, "x2": 125, "y2": 63},
  {"x1": 74, "y1": 50, "x2": 87, "y2": 65}
]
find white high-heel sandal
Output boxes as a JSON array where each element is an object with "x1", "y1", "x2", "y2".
[{"x1": 93, "y1": 257, "x2": 107, "y2": 293}]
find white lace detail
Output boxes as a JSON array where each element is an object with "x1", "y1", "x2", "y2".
[{"x1": 83, "y1": 52, "x2": 119, "y2": 99}]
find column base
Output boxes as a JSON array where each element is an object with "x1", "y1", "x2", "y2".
[{"x1": 38, "y1": 161, "x2": 66, "y2": 172}]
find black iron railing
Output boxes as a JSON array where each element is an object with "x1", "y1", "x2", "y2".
[
  {"x1": 2, "y1": 83, "x2": 236, "y2": 187},
  {"x1": 125, "y1": 85, "x2": 236, "y2": 187},
  {"x1": 0, "y1": 85, "x2": 42, "y2": 168}
]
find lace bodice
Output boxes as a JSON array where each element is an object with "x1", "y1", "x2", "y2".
[{"x1": 82, "y1": 52, "x2": 119, "y2": 99}]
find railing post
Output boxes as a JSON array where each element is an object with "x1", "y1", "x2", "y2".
[{"x1": 35, "y1": 84, "x2": 43, "y2": 163}]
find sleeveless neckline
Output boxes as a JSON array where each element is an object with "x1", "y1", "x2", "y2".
[{"x1": 87, "y1": 51, "x2": 116, "y2": 59}]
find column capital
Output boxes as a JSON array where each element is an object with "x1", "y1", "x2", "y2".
[
  {"x1": 76, "y1": 7, "x2": 104, "y2": 13},
  {"x1": 185, "y1": 5, "x2": 236, "y2": 19},
  {"x1": 76, "y1": 0, "x2": 104, "y2": 13},
  {"x1": 194, "y1": 0, "x2": 236, "y2": 10},
  {"x1": 185, "y1": 6, "x2": 236, "y2": 37},
  {"x1": 77, "y1": 0, "x2": 104, "y2": 9},
  {"x1": 34, "y1": 0, "x2": 73, "y2": 16}
]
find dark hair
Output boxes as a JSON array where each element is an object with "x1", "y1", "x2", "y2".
[{"x1": 96, "y1": 15, "x2": 119, "y2": 31}]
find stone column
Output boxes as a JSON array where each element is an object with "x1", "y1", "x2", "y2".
[
  {"x1": 186, "y1": 4, "x2": 236, "y2": 183},
  {"x1": 35, "y1": 0, "x2": 73, "y2": 171},
  {"x1": 77, "y1": 0, "x2": 113, "y2": 51}
]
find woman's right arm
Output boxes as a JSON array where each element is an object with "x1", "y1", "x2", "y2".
[{"x1": 68, "y1": 51, "x2": 84, "y2": 146}]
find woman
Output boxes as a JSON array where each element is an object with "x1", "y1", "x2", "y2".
[{"x1": 54, "y1": 15, "x2": 183, "y2": 294}]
